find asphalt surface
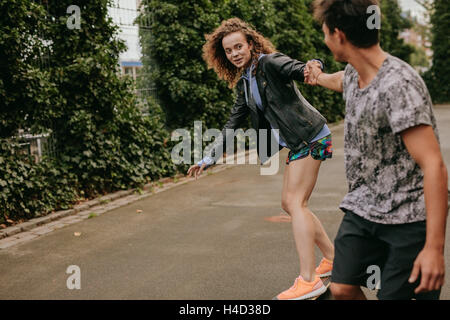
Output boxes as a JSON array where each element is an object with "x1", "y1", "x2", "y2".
[{"x1": 0, "y1": 105, "x2": 449, "y2": 300}]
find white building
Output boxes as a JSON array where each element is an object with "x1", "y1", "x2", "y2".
[{"x1": 108, "y1": 0, "x2": 143, "y2": 79}]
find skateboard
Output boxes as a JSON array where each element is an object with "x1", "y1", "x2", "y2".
[{"x1": 307, "y1": 276, "x2": 331, "y2": 300}]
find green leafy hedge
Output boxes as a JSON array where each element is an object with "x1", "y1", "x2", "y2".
[
  {"x1": 0, "y1": 142, "x2": 79, "y2": 222},
  {"x1": 0, "y1": 0, "x2": 178, "y2": 224}
]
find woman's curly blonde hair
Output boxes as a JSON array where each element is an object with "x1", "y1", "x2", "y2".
[{"x1": 202, "y1": 18, "x2": 276, "y2": 88}]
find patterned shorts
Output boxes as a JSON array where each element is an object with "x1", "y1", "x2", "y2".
[{"x1": 286, "y1": 134, "x2": 333, "y2": 165}]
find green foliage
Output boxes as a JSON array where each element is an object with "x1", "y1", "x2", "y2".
[
  {"x1": 270, "y1": 0, "x2": 345, "y2": 122},
  {"x1": 410, "y1": 45, "x2": 430, "y2": 69},
  {"x1": 424, "y1": 0, "x2": 450, "y2": 103},
  {"x1": 220, "y1": 0, "x2": 276, "y2": 37},
  {"x1": 380, "y1": 0, "x2": 415, "y2": 63},
  {"x1": 401, "y1": 11, "x2": 432, "y2": 70},
  {"x1": 0, "y1": 0, "x2": 59, "y2": 137},
  {"x1": 0, "y1": 142, "x2": 79, "y2": 224},
  {"x1": 138, "y1": 0, "x2": 232, "y2": 132},
  {"x1": 0, "y1": 0, "x2": 178, "y2": 223}
]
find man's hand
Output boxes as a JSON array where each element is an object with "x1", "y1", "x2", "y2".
[
  {"x1": 305, "y1": 60, "x2": 323, "y2": 85},
  {"x1": 187, "y1": 163, "x2": 207, "y2": 180},
  {"x1": 401, "y1": 124, "x2": 448, "y2": 294},
  {"x1": 409, "y1": 246, "x2": 445, "y2": 293}
]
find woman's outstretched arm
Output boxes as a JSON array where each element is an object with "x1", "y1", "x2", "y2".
[
  {"x1": 188, "y1": 81, "x2": 250, "y2": 178},
  {"x1": 264, "y1": 52, "x2": 324, "y2": 83}
]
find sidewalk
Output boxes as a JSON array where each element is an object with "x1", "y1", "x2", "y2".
[{"x1": 0, "y1": 105, "x2": 449, "y2": 299}]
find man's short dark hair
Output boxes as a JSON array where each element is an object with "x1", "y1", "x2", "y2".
[{"x1": 313, "y1": 0, "x2": 380, "y2": 48}]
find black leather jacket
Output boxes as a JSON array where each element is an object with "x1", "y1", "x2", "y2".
[{"x1": 205, "y1": 52, "x2": 327, "y2": 165}]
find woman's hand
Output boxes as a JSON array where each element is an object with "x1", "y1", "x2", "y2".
[
  {"x1": 305, "y1": 60, "x2": 323, "y2": 85},
  {"x1": 187, "y1": 163, "x2": 207, "y2": 180}
]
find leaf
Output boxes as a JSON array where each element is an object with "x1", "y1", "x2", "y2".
[{"x1": 83, "y1": 150, "x2": 93, "y2": 158}]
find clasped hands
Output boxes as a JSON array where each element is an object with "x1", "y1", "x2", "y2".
[{"x1": 304, "y1": 60, "x2": 323, "y2": 86}]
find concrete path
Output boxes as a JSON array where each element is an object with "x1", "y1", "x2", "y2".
[{"x1": 0, "y1": 105, "x2": 449, "y2": 300}]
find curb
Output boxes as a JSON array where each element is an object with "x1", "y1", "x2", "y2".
[
  {"x1": 0, "y1": 189, "x2": 134, "y2": 240},
  {"x1": 0, "y1": 159, "x2": 240, "y2": 246}
]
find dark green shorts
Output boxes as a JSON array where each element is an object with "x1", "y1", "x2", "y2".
[{"x1": 332, "y1": 209, "x2": 441, "y2": 300}]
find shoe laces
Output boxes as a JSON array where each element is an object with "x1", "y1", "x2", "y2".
[{"x1": 289, "y1": 275, "x2": 305, "y2": 290}]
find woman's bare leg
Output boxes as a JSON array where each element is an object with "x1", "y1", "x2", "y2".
[{"x1": 281, "y1": 155, "x2": 334, "y2": 281}]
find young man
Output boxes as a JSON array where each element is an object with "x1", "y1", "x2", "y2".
[{"x1": 304, "y1": 0, "x2": 448, "y2": 299}]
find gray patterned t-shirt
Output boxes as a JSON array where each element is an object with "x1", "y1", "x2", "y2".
[{"x1": 340, "y1": 54, "x2": 439, "y2": 224}]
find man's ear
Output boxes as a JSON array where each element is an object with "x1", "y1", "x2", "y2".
[{"x1": 335, "y1": 28, "x2": 346, "y2": 45}]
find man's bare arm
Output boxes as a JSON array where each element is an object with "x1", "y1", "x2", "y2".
[
  {"x1": 316, "y1": 71, "x2": 344, "y2": 93},
  {"x1": 304, "y1": 61, "x2": 344, "y2": 92},
  {"x1": 401, "y1": 124, "x2": 448, "y2": 293}
]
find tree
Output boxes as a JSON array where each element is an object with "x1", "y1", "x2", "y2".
[
  {"x1": 423, "y1": 0, "x2": 450, "y2": 103},
  {"x1": 138, "y1": 0, "x2": 232, "y2": 131},
  {"x1": 380, "y1": 0, "x2": 415, "y2": 63},
  {"x1": 0, "y1": 0, "x2": 56, "y2": 138},
  {"x1": 410, "y1": 45, "x2": 430, "y2": 69},
  {"x1": 44, "y1": 0, "x2": 176, "y2": 194},
  {"x1": 0, "y1": 0, "x2": 177, "y2": 223},
  {"x1": 270, "y1": 0, "x2": 345, "y2": 122}
]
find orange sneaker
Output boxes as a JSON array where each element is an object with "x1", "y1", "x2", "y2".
[
  {"x1": 315, "y1": 257, "x2": 333, "y2": 277},
  {"x1": 275, "y1": 275, "x2": 326, "y2": 300}
]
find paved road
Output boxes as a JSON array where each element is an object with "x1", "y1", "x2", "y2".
[{"x1": 0, "y1": 105, "x2": 449, "y2": 300}]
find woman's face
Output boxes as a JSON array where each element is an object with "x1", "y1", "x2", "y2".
[{"x1": 222, "y1": 31, "x2": 253, "y2": 69}]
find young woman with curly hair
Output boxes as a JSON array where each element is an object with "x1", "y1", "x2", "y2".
[{"x1": 187, "y1": 17, "x2": 334, "y2": 300}]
